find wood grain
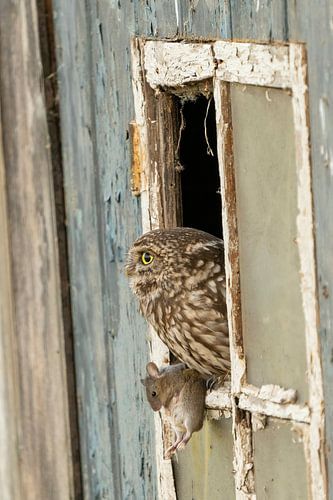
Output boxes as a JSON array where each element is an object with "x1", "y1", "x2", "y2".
[
  {"x1": 53, "y1": 1, "x2": 159, "y2": 498},
  {"x1": 0, "y1": 105, "x2": 21, "y2": 500},
  {"x1": 0, "y1": 1, "x2": 74, "y2": 498}
]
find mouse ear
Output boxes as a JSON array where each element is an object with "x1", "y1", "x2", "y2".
[
  {"x1": 140, "y1": 378, "x2": 146, "y2": 386},
  {"x1": 146, "y1": 362, "x2": 160, "y2": 379}
]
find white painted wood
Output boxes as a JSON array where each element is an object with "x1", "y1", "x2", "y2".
[
  {"x1": 144, "y1": 41, "x2": 214, "y2": 89},
  {"x1": 214, "y1": 41, "x2": 291, "y2": 88},
  {"x1": 131, "y1": 38, "x2": 177, "y2": 500},
  {"x1": 214, "y1": 79, "x2": 255, "y2": 499},
  {"x1": 213, "y1": 80, "x2": 246, "y2": 396},
  {"x1": 205, "y1": 386, "x2": 232, "y2": 410},
  {"x1": 242, "y1": 383, "x2": 297, "y2": 405},
  {"x1": 206, "y1": 384, "x2": 309, "y2": 423},
  {"x1": 143, "y1": 40, "x2": 291, "y2": 90},
  {"x1": 290, "y1": 43, "x2": 327, "y2": 499},
  {"x1": 238, "y1": 395, "x2": 310, "y2": 424}
]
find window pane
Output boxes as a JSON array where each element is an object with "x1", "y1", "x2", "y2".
[
  {"x1": 173, "y1": 417, "x2": 235, "y2": 499},
  {"x1": 230, "y1": 84, "x2": 308, "y2": 401},
  {"x1": 254, "y1": 418, "x2": 309, "y2": 499}
]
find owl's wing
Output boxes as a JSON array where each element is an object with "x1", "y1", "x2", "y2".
[{"x1": 163, "y1": 280, "x2": 230, "y2": 377}]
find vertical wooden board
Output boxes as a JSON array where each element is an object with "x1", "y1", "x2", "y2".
[
  {"x1": 53, "y1": 1, "x2": 117, "y2": 497},
  {"x1": 286, "y1": 2, "x2": 333, "y2": 494},
  {"x1": 179, "y1": 1, "x2": 232, "y2": 38},
  {"x1": 0, "y1": 1, "x2": 73, "y2": 498},
  {"x1": 91, "y1": 1, "x2": 158, "y2": 497},
  {"x1": 53, "y1": 0, "x2": 158, "y2": 498},
  {"x1": 135, "y1": 1, "x2": 232, "y2": 39},
  {"x1": 134, "y1": 0, "x2": 178, "y2": 38},
  {"x1": 36, "y1": 1, "x2": 82, "y2": 494},
  {"x1": 0, "y1": 108, "x2": 21, "y2": 500},
  {"x1": 228, "y1": 0, "x2": 288, "y2": 41}
]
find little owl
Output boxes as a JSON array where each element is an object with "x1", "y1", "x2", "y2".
[{"x1": 125, "y1": 227, "x2": 230, "y2": 378}]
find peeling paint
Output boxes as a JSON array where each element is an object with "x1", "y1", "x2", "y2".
[
  {"x1": 252, "y1": 413, "x2": 266, "y2": 432},
  {"x1": 214, "y1": 41, "x2": 291, "y2": 88},
  {"x1": 144, "y1": 41, "x2": 214, "y2": 89},
  {"x1": 238, "y1": 394, "x2": 310, "y2": 424},
  {"x1": 243, "y1": 383, "x2": 297, "y2": 405},
  {"x1": 214, "y1": 79, "x2": 255, "y2": 499},
  {"x1": 290, "y1": 43, "x2": 327, "y2": 499}
]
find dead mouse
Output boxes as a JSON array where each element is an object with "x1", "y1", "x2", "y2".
[{"x1": 141, "y1": 362, "x2": 206, "y2": 458}]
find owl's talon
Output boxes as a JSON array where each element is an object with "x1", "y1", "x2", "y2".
[
  {"x1": 206, "y1": 376, "x2": 216, "y2": 391},
  {"x1": 206, "y1": 374, "x2": 227, "y2": 391}
]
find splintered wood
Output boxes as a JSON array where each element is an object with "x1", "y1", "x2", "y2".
[
  {"x1": 290, "y1": 43, "x2": 327, "y2": 499},
  {"x1": 129, "y1": 121, "x2": 142, "y2": 196}
]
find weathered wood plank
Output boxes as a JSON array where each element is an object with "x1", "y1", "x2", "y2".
[
  {"x1": 37, "y1": 1, "x2": 83, "y2": 495},
  {"x1": 290, "y1": 43, "x2": 326, "y2": 499},
  {"x1": 179, "y1": 1, "x2": 232, "y2": 38},
  {"x1": 91, "y1": 2, "x2": 158, "y2": 498},
  {"x1": 214, "y1": 78, "x2": 254, "y2": 499},
  {"x1": 286, "y1": 2, "x2": 333, "y2": 495},
  {"x1": 144, "y1": 41, "x2": 214, "y2": 89},
  {"x1": 135, "y1": 1, "x2": 178, "y2": 38},
  {"x1": 0, "y1": 106, "x2": 21, "y2": 500},
  {"x1": 214, "y1": 41, "x2": 290, "y2": 88},
  {"x1": 53, "y1": 1, "x2": 158, "y2": 498},
  {"x1": 228, "y1": 0, "x2": 289, "y2": 41},
  {"x1": 0, "y1": 1, "x2": 74, "y2": 498},
  {"x1": 53, "y1": 1, "x2": 119, "y2": 497}
]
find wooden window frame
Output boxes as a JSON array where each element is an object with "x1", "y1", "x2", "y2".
[{"x1": 131, "y1": 38, "x2": 326, "y2": 499}]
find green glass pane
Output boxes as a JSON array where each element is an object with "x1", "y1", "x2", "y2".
[
  {"x1": 254, "y1": 418, "x2": 309, "y2": 499},
  {"x1": 230, "y1": 84, "x2": 308, "y2": 402},
  {"x1": 173, "y1": 416, "x2": 234, "y2": 499}
]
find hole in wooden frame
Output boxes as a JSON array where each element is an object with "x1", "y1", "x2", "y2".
[{"x1": 177, "y1": 95, "x2": 223, "y2": 239}]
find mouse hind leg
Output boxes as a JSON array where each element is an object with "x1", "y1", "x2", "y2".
[
  {"x1": 175, "y1": 429, "x2": 192, "y2": 451},
  {"x1": 165, "y1": 430, "x2": 184, "y2": 459}
]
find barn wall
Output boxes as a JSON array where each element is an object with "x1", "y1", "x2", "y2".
[
  {"x1": 0, "y1": 1, "x2": 75, "y2": 499},
  {"x1": 52, "y1": 1, "x2": 159, "y2": 498},
  {"x1": 53, "y1": 0, "x2": 333, "y2": 497}
]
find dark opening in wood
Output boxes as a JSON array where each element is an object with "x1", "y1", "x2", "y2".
[{"x1": 177, "y1": 95, "x2": 222, "y2": 239}]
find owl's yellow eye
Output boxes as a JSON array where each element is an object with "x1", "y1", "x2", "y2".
[{"x1": 141, "y1": 252, "x2": 154, "y2": 265}]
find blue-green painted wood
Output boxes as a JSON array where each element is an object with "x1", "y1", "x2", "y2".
[
  {"x1": 53, "y1": 1, "x2": 158, "y2": 498},
  {"x1": 286, "y1": 2, "x2": 333, "y2": 494},
  {"x1": 53, "y1": 0, "x2": 333, "y2": 497}
]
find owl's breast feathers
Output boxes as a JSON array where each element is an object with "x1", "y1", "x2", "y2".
[
  {"x1": 142, "y1": 241, "x2": 230, "y2": 377},
  {"x1": 126, "y1": 228, "x2": 231, "y2": 377}
]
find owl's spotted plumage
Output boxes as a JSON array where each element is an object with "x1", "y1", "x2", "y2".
[{"x1": 125, "y1": 227, "x2": 230, "y2": 377}]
